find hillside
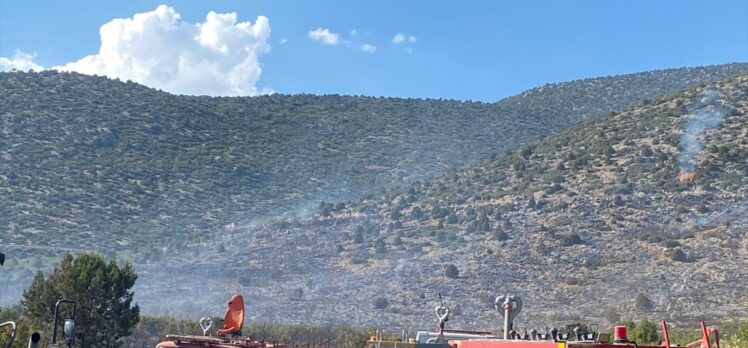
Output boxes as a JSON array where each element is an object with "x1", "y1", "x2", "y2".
[
  {"x1": 2, "y1": 64, "x2": 748, "y2": 312},
  {"x1": 1, "y1": 63, "x2": 747, "y2": 256},
  {"x1": 120, "y1": 74, "x2": 747, "y2": 330}
]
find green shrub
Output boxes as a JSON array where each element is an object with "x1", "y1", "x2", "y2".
[
  {"x1": 493, "y1": 226, "x2": 509, "y2": 241},
  {"x1": 670, "y1": 248, "x2": 688, "y2": 262},
  {"x1": 374, "y1": 239, "x2": 387, "y2": 254},
  {"x1": 635, "y1": 293, "x2": 653, "y2": 312},
  {"x1": 373, "y1": 297, "x2": 389, "y2": 309},
  {"x1": 562, "y1": 233, "x2": 585, "y2": 246},
  {"x1": 626, "y1": 318, "x2": 659, "y2": 344}
]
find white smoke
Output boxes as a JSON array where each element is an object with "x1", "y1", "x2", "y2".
[
  {"x1": 677, "y1": 90, "x2": 724, "y2": 172},
  {"x1": 52, "y1": 5, "x2": 271, "y2": 96}
]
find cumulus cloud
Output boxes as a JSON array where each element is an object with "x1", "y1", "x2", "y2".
[
  {"x1": 361, "y1": 44, "x2": 376, "y2": 53},
  {"x1": 0, "y1": 50, "x2": 44, "y2": 72},
  {"x1": 53, "y1": 5, "x2": 271, "y2": 96},
  {"x1": 308, "y1": 28, "x2": 340, "y2": 45}
]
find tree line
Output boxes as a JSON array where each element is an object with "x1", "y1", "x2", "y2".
[{"x1": 1, "y1": 253, "x2": 747, "y2": 347}]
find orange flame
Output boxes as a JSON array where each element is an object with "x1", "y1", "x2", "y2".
[{"x1": 678, "y1": 170, "x2": 695, "y2": 183}]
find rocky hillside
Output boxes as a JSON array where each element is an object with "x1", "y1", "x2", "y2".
[
  {"x1": 123, "y1": 74, "x2": 747, "y2": 331},
  {"x1": 1, "y1": 63, "x2": 747, "y2": 256},
  {"x1": 2, "y1": 64, "x2": 748, "y2": 320}
]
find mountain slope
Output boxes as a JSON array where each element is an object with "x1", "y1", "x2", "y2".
[
  {"x1": 325, "y1": 74, "x2": 748, "y2": 325},
  {"x1": 496, "y1": 65, "x2": 743, "y2": 125},
  {"x1": 120, "y1": 73, "x2": 748, "y2": 328},
  {"x1": 1, "y1": 63, "x2": 747, "y2": 256}
]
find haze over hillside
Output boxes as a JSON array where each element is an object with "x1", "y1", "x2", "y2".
[
  {"x1": 1, "y1": 64, "x2": 747, "y2": 315},
  {"x1": 127, "y1": 73, "x2": 748, "y2": 328},
  {"x1": 2, "y1": 64, "x2": 747, "y2": 254}
]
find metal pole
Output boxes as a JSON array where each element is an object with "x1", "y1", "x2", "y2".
[
  {"x1": 503, "y1": 304, "x2": 510, "y2": 340},
  {"x1": 52, "y1": 299, "x2": 77, "y2": 345}
]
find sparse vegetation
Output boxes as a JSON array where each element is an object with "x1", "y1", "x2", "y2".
[
  {"x1": 3, "y1": 66, "x2": 748, "y2": 333},
  {"x1": 2, "y1": 64, "x2": 746, "y2": 263}
]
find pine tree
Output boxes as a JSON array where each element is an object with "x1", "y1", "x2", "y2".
[{"x1": 21, "y1": 253, "x2": 140, "y2": 347}]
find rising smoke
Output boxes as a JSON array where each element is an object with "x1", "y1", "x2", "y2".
[{"x1": 677, "y1": 90, "x2": 724, "y2": 174}]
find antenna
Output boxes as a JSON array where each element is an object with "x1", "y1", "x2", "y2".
[
  {"x1": 426, "y1": 293, "x2": 451, "y2": 344},
  {"x1": 495, "y1": 295, "x2": 523, "y2": 339}
]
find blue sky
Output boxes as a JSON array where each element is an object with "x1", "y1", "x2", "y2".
[{"x1": 1, "y1": 0, "x2": 746, "y2": 101}]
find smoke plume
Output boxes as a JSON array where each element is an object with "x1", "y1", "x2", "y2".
[{"x1": 677, "y1": 90, "x2": 724, "y2": 174}]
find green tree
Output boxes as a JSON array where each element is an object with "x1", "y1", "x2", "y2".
[
  {"x1": 353, "y1": 230, "x2": 364, "y2": 244},
  {"x1": 374, "y1": 239, "x2": 387, "y2": 254},
  {"x1": 21, "y1": 253, "x2": 140, "y2": 348},
  {"x1": 626, "y1": 318, "x2": 659, "y2": 344}
]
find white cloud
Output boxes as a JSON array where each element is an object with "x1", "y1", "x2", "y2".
[
  {"x1": 279, "y1": 38, "x2": 288, "y2": 44},
  {"x1": 52, "y1": 5, "x2": 271, "y2": 96},
  {"x1": 361, "y1": 44, "x2": 376, "y2": 53},
  {"x1": 0, "y1": 50, "x2": 44, "y2": 72},
  {"x1": 392, "y1": 32, "x2": 416, "y2": 52},
  {"x1": 392, "y1": 32, "x2": 405, "y2": 44},
  {"x1": 308, "y1": 28, "x2": 340, "y2": 45}
]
